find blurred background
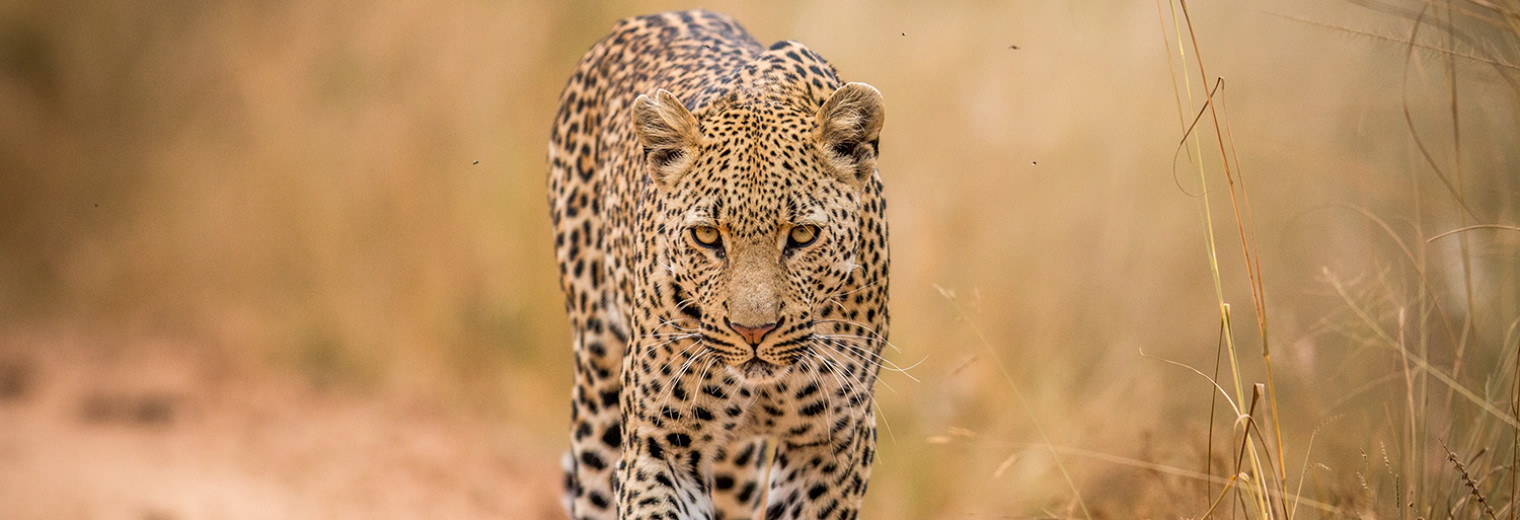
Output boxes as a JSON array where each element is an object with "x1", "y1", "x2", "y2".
[{"x1": 1, "y1": 1, "x2": 1517, "y2": 518}]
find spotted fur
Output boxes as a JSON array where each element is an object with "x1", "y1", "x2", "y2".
[{"x1": 548, "y1": 10, "x2": 890, "y2": 520}]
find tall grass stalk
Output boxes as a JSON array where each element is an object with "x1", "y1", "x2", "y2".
[{"x1": 1158, "y1": 1, "x2": 1292, "y2": 517}]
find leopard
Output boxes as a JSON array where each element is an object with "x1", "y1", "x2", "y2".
[{"x1": 547, "y1": 10, "x2": 890, "y2": 520}]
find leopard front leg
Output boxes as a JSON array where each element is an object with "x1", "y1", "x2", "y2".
[
  {"x1": 614, "y1": 430, "x2": 715, "y2": 520},
  {"x1": 612, "y1": 332, "x2": 729, "y2": 519},
  {"x1": 564, "y1": 324, "x2": 628, "y2": 520},
  {"x1": 761, "y1": 415, "x2": 876, "y2": 520}
]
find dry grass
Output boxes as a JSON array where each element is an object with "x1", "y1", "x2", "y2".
[
  {"x1": 1145, "y1": 1, "x2": 1520, "y2": 518},
  {"x1": 1, "y1": 1, "x2": 1518, "y2": 519}
]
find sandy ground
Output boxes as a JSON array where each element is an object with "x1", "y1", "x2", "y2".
[{"x1": 0, "y1": 334, "x2": 563, "y2": 520}]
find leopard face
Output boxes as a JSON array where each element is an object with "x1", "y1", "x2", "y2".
[{"x1": 634, "y1": 83, "x2": 884, "y2": 382}]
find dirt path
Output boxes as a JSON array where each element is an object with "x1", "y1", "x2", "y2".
[{"x1": 0, "y1": 334, "x2": 563, "y2": 520}]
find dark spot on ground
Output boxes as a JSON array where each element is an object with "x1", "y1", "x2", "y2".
[
  {"x1": 0, "y1": 357, "x2": 35, "y2": 401},
  {"x1": 142, "y1": 509, "x2": 177, "y2": 520},
  {"x1": 79, "y1": 392, "x2": 179, "y2": 427}
]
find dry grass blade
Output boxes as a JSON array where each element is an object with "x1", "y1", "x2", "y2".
[
  {"x1": 1425, "y1": 224, "x2": 1520, "y2": 242},
  {"x1": 933, "y1": 284, "x2": 1094, "y2": 520},
  {"x1": 982, "y1": 441, "x2": 1354, "y2": 516},
  {"x1": 1324, "y1": 203, "x2": 1460, "y2": 346},
  {"x1": 991, "y1": 452, "x2": 1020, "y2": 479},
  {"x1": 1163, "y1": 1, "x2": 1293, "y2": 517},
  {"x1": 1325, "y1": 268, "x2": 1520, "y2": 430},
  {"x1": 1138, "y1": 346, "x2": 1244, "y2": 419},
  {"x1": 1268, "y1": 12, "x2": 1520, "y2": 72},
  {"x1": 1399, "y1": 5, "x2": 1486, "y2": 224},
  {"x1": 1440, "y1": 438, "x2": 1499, "y2": 520}
]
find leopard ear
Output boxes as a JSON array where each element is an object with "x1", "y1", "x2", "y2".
[
  {"x1": 814, "y1": 82, "x2": 884, "y2": 184},
  {"x1": 633, "y1": 89, "x2": 701, "y2": 187}
]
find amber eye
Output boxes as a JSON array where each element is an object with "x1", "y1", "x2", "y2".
[
  {"x1": 787, "y1": 225, "x2": 819, "y2": 248},
  {"x1": 691, "y1": 225, "x2": 722, "y2": 248}
]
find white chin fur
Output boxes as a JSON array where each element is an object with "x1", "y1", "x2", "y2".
[{"x1": 726, "y1": 360, "x2": 791, "y2": 384}]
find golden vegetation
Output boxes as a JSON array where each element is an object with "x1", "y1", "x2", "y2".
[{"x1": 1, "y1": 1, "x2": 1517, "y2": 518}]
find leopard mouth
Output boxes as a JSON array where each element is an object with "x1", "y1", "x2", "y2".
[
  {"x1": 740, "y1": 357, "x2": 774, "y2": 374},
  {"x1": 728, "y1": 356, "x2": 790, "y2": 382}
]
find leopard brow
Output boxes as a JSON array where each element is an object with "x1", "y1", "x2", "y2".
[
  {"x1": 683, "y1": 212, "x2": 717, "y2": 227},
  {"x1": 791, "y1": 207, "x2": 828, "y2": 227},
  {"x1": 793, "y1": 214, "x2": 827, "y2": 227}
]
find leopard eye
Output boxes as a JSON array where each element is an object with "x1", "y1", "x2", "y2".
[
  {"x1": 787, "y1": 225, "x2": 819, "y2": 248},
  {"x1": 691, "y1": 225, "x2": 722, "y2": 248}
]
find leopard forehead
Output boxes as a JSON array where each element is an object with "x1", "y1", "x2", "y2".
[
  {"x1": 680, "y1": 203, "x2": 828, "y2": 229},
  {"x1": 669, "y1": 106, "x2": 854, "y2": 232}
]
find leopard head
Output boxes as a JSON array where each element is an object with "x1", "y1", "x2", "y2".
[{"x1": 633, "y1": 81, "x2": 884, "y2": 381}]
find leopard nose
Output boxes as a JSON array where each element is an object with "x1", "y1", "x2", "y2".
[{"x1": 728, "y1": 320, "x2": 778, "y2": 346}]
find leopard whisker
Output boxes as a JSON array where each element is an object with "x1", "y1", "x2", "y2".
[
  {"x1": 674, "y1": 296, "x2": 701, "y2": 313},
  {"x1": 654, "y1": 339, "x2": 707, "y2": 375},
  {"x1": 689, "y1": 352, "x2": 719, "y2": 405},
  {"x1": 643, "y1": 332, "x2": 701, "y2": 340},
  {"x1": 655, "y1": 317, "x2": 700, "y2": 331},
  {"x1": 809, "y1": 340, "x2": 871, "y2": 396},
  {"x1": 820, "y1": 277, "x2": 882, "y2": 302},
  {"x1": 804, "y1": 353, "x2": 858, "y2": 466},
  {"x1": 800, "y1": 357, "x2": 838, "y2": 438},
  {"x1": 812, "y1": 319, "x2": 902, "y2": 354},
  {"x1": 669, "y1": 354, "x2": 719, "y2": 426},
  {"x1": 657, "y1": 345, "x2": 710, "y2": 410},
  {"x1": 818, "y1": 296, "x2": 849, "y2": 316},
  {"x1": 649, "y1": 337, "x2": 710, "y2": 388},
  {"x1": 641, "y1": 333, "x2": 701, "y2": 356},
  {"x1": 815, "y1": 334, "x2": 923, "y2": 377},
  {"x1": 809, "y1": 342, "x2": 896, "y2": 449},
  {"x1": 813, "y1": 339, "x2": 898, "y2": 396},
  {"x1": 808, "y1": 341, "x2": 897, "y2": 445},
  {"x1": 801, "y1": 353, "x2": 848, "y2": 440},
  {"x1": 807, "y1": 344, "x2": 855, "y2": 408},
  {"x1": 813, "y1": 335, "x2": 918, "y2": 381}
]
